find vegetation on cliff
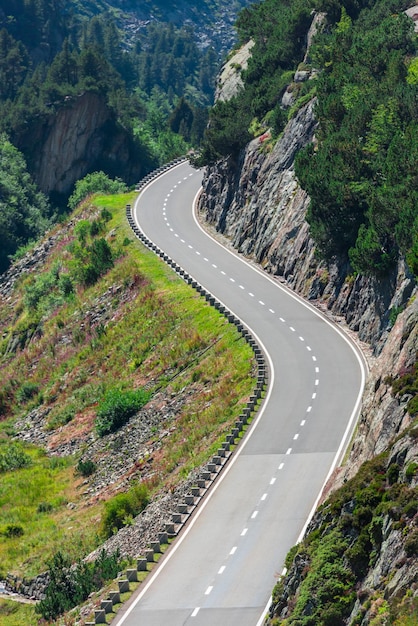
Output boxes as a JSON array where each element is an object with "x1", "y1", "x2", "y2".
[
  {"x1": 0, "y1": 134, "x2": 52, "y2": 274},
  {"x1": 268, "y1": 427, "x2": 418, "y2": 625},
  {"x1": 295, "y1": 0, "x2": 418, "y2": 279},
  {"x1": 198, "y1": 0, "x2": 313, "y2": 163},
  {"x1": 198, "y1": 0, "x2": 418, "y2": 282},
  {"x1": 0, "y1": 0, "x2": 250, "y2": 272}
]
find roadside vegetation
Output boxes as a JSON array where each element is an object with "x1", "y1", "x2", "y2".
[
  {"x1": 270, "y1": 431, "x2": 418, "y2": 625},
  {"x1": 0, "y1": 181, "x2": 255, "y2": 622}
]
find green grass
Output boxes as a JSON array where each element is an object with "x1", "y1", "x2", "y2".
[
  {"x1": 0, "y1": 600, "x2": 38, "y2": 626},
  {"x1": 0, "y1": 189, "x2": 255, "y2": 593},
  {"x1": 0, "y1": 448, "x2": 100, "y2": 578}
]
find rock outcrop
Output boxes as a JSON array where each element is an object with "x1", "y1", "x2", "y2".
[
  {"x1": 198, "y1": 98, "x2": 416, "y2": 351},
  {"x1": 16, "y1": 92, "x2": 143, "y2": 201},
  {"x1": 215, "y1": 40, "x2": 255, "y2": 102}
]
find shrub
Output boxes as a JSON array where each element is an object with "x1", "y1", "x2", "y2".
[
  {"x1": 95, "y1": 387, "x2": 151, "y2": 436},
  {"x1": 387, "y1": 463, "x2": 400, "y2": 485},
  {"x1": 0, "y1": 443, "x2": 32, "y2": 472},
  {"x1": 2, "y1": 524, "x2": 24, "y2": 538},
  {"x1": 37, "y1": 502, "x2": 53, "y2": 513},
  {"x1": 72, "y1": 237, "x2": 114, "y2": 286},
  {"x1": 101, "y1": 483, "x2": 149, "y2": 537},
  {"x1": 76, "y1": 459, "x2": 96, "y2": 477},
  {"x1": 36, "y1": 549, "x2": 121, "y2": 621},
  {"x1": 58, "y1": 273, "x2": 74, "y2": 296},
  {"x1": 68, "y1": 172, "x2": 127, "y2": 210},
  {"x1": 406, "y1": 462, "x2": 418, "y2": 480},
  {"x1": 16, "y1": 382, "x2": 39, "y2": 403},
  {"x1": 405, "y1": 529, "x2": 418, "y2": 557}
]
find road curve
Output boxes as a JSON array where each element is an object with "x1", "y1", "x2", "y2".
[{"x1": 114, "y1": 161, "x2": 366, "y2": 626}]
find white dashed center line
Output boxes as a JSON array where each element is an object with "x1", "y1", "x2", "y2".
[
  {"x1": 191, "y1": 607, "x2": 200, "y2": 617},
  {"x1": 157, "y1": 179, "x2": 327, "y2": 599}
]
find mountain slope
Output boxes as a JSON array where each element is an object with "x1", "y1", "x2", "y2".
[{"x1": 196, "y1": 1, "x2": 418, "y2": 623}]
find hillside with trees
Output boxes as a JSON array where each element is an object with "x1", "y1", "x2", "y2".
[
  {"x1": 195, "y1": 1, "x2": 418, "y2": 624},
  {"x1": 0, "y1": 0, "x2": 251, "y2": 273},
  {"x1": 199, "y1": 0, "x2": 418, "y2": 283}
]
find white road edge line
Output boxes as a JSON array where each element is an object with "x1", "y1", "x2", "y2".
[
  {"x1": 128, "y1": 164, "x2": 367, "y2": 626},
  {"x1": 114, "y1": 181, "x2": 275, "y2": 626}
]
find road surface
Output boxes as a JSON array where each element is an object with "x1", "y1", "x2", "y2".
[{"x1": 114, "y1": 161, "x2": 366, "y2": 626}]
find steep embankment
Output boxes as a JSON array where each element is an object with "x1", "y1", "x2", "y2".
[
  {"x1": 197, "y1": 5, "x2": 418, "y2": 623},
  {"x1": 0, "y1": 188, "x2": 255, "y2": 618}
]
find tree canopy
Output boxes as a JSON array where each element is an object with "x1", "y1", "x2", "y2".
[
  {"x1": 295, "y1": 0, "x2": 418, "y2": 276},
  {"x1": 0, "y1": 133, "x2": 51, "y2": 273}
]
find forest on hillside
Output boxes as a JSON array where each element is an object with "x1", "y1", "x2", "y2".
[
  {"x1": 0, "y1": 0, "x2": 250, "y2": 273},
  {"x1": 199, "y1": 0, "x2": 418, "y2": 281}
]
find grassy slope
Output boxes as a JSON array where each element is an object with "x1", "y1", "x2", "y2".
[{"x1": 0, "y1": 191, "x2": 255, "y2": 587}]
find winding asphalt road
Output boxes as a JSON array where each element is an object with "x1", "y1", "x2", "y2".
[{"x1": 114, "y1": 161, "x2": 366, "y2": 626}]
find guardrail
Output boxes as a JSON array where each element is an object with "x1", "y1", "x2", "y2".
[
  {"x1": 85, "y1": 161, "x2": 270, "y2": 625},
  {"x1": 124, "y1": 160, "x2": 269, "y2": 537}
]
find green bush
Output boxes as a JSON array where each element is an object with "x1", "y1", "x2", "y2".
[
  {"x1": 37, "y1": 502, "x2": 53, "y2": 513},
  {"x1": 95, "y1": 387, "x2": 151, "y2": 436},
  {"x1": 101, "y1": 483, "x2": 149, "y2": 537},
  {"x1": 0, "y1": 443, "x2": 32, "y2": 473},
  {"x1": 36, "y1": 549, "x2": 121, "y2": 621},
  {"x1": 2, "y1": 524, "x2": 24, "y2": 538},
  {"x1": 68, "y1": 172, "x2": 127, "y2": 210},
  {"x1": 406, "y1": 462, "x2": 418, "y2": 480},
  {"x1": 405, "y1": 529, "x2": 418, "y2": 557},
  {"x1": 387, "y1": 463, "x2": 400, "y2": 485},
  {"x1": 71, "y1": 237, "x2": 114, "y2": 287},
  {"x1": 76, "y1": 459, "x2": 96, "y2": 477},
  {"x1": 16, "y1": 382, "x2": 39, "y2": 403}
]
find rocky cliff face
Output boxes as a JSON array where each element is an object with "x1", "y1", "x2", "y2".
[
  {"x1": 198, "y1": 86, "x2": 417, "y2": 459},
  {"x1": 198, "y1": 98, "x2": 416, "y2": 352},
  {"x1": 17, "y1": 92, "x2": 143, "y2": 202},
  {"x1": 198, "y1": 53, "x2": 417, "y2": 622}
]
